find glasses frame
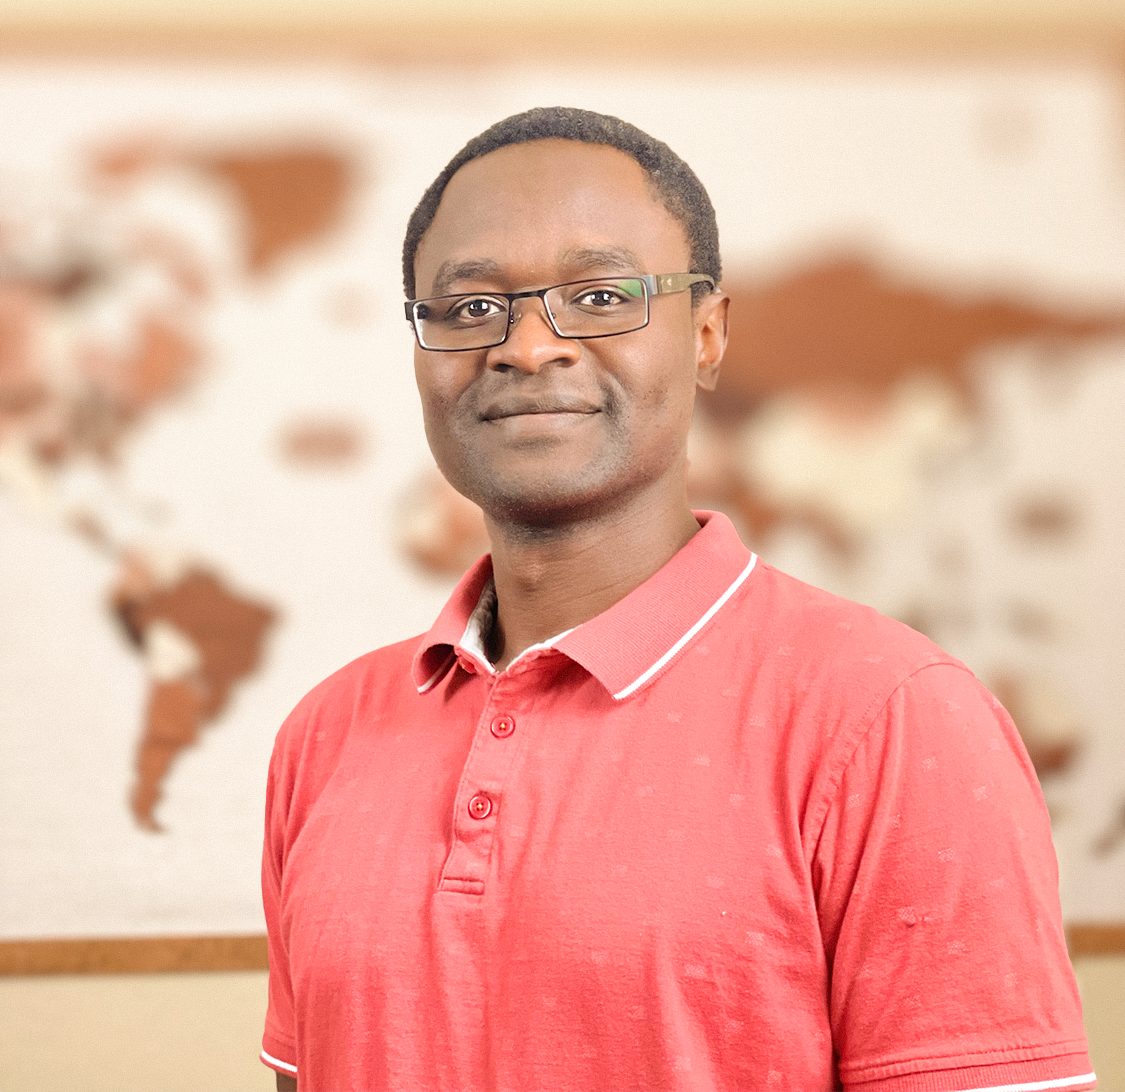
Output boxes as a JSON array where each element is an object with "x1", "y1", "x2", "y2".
[{"x1": 404, "y1": 272, "x2": 715, "y2": 352}]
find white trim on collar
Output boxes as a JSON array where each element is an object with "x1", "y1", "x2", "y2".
[
  {"x1": 416, "y1": 648, "x2": 456, "y2": 694},
  {"x1": 611, "y1": 553, "x2": 757, "y2": 701}
]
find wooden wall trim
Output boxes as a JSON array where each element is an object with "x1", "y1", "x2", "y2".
[
  {"x1": 0, "y1": 934, "x2": 268, "y2": 976},
  {"x1": 1067, "y1": 923, "x2": 1125, "y2": 957},
  {"x1": 0, "y1": 925, "x2": 1122, "y2": 975}
]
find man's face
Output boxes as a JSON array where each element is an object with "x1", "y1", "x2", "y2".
[{"x1": 412, "y1": 139, "x2": 726, "y2": 527}]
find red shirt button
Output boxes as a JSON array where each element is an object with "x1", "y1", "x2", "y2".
[
  {"x1": 467, "y1": 794, "x2": 492, "y2": 820},
  {"x1": 490, "y1": 715, "x2": 516, "y2": 738}
]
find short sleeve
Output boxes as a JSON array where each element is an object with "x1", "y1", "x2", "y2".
[
  {"x1": 814, "y1": 663, "x2": 1095, "y2": 1092},
  {"x1": 261, "y1": 733, "x2": 299, "y2": 1078}
]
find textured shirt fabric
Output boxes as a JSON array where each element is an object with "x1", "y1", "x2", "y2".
[{"x1": 261, "y1": 511, "x2": 1094, "y2": 1092}]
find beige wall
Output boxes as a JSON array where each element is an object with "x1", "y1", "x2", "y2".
[
  {"x1": 0, "y1": 970, "x2": 272, "y2": 1092},
  {"x1": 1, "y1": 0, "x2": 1122, "y2": 30},
  {"x1": 1, "y1": 958, "x2": 1123, "y2": 1091},
  {"x1": 1078, "y1": 957, "x2": 1125, "y2": 1092}
]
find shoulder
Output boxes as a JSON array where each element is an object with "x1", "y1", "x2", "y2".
[
  {"x1": 739, "y1": 568, "x2": 1035, "y2": 829},
  {"x1": 748, "y1": 561, "x2": 938, "y2": 650},
  {"x1": 737, "y1": 560, "x2": 960, "y2": 704},
  {"x1": 268, "y1": 635, "x2": 422, "y2": 788},
  {"x1": 717, "y1": 560, "x2": 997, "y2": 793}
]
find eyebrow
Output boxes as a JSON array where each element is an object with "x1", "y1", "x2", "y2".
[
  {"x1": 560, "y1": 246, "x2": 644, "y2": 277},
  {"x1": 429, "y1": 259, "x2": 503, "y2": 297},
  {"x1": 426, "y1": 246, "x2": 646, "y2": 298}
]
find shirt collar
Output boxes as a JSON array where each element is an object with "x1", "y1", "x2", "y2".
[{"x1": 411, "y1": 510, "x2": 757, "y2": 700}]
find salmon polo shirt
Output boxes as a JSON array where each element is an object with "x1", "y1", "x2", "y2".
[{"x1": 261, "y1": 511, "x2": 1094, "y2": 1092}]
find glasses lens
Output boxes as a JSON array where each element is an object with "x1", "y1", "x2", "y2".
[
  {"x1": 546, "y1": 278, "x2": 648, "y2": 338},
  {"x1": 413, "y1": 294, "x2": 509, "y2": 350}
]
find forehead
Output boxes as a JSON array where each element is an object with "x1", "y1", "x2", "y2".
[{"x1": 413, "y1": 139, "x2": 690, "y2": 294}]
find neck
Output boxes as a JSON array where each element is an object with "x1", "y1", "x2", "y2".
[{"x1": 484, "y1": 486, "x2": 701, "y2": 671}]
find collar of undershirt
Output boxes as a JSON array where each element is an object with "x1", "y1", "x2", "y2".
[
  {"x1": 411, "y1": 510, "x2": 758, "y2": 702},
  {"x1": 457, "y1": 577, "x2": 575, "y2": 677}
]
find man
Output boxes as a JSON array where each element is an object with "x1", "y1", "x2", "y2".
[{"x1": 261, "y1": 107, "x2": 1094, "y2": 1092}]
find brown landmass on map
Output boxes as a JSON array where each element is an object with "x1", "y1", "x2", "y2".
[
  {"x1": 64, "y1": 317, "x2": 199, "y2": 463},
  {"x1": 279, "y1": 416, "x2": 366, "y2": 468},
  {"x1": 1093, "y1": 801, "x2": 1125, "y2": 858},
  {"x1": 195, "y1": 151, "x2": 353, "y2": 274},
  {"x1": 695, "y1": 255, "x2": 1125, "y2": 545},
  {"x1": 128, "y1": 229, "x2": 211, "y2": 302},
  {"x1": 93, "y1": 140, "x2": 354, "y2": 276},
  {"x1": 112, "y1": 566, "x2": 276, "y2": 830},
  {"x1": 4, "y1": 144, "x2": 354, "y2": 829},
  {"x1": 709, "y1": 255, "x2": 1125, "y2": 415},
  {"x1": 0, "y1": 286, "x2": 50, "y2": 440},
  {"x1": 0, "y1": 263, "x2": 203, "y2": 464},
  {"x1": 400, "y1": 469, "x2": 492, "y2": 577},
  {"x1": 992, "y1": 673, "x2": 1082, "y2": 778},
  {"x1": 1009, "y1": 493, "x2": 1080, "y2": 543},
  {"x1": 6, "y1": 138, "x2": 356, "y2": 462}
]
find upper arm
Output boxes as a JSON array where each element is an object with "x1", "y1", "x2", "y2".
[
  {"x1": 262, "y1": 726, "x2": 299, "y2": 1084},
  {"x1": 815, "y1": 663, "x2": 1092, "y2": 1090},
  {"x1": 275, "y1": 1073, "x2": 297, "y2": 1091}
]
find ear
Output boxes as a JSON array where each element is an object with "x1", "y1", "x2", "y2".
[{"x1": 693, "y1": 291, "x2": 729, "y2": 393}]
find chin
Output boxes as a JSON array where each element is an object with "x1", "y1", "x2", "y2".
[{"x1": 473, "y1": 473, "x2": 624, "y2": 530}]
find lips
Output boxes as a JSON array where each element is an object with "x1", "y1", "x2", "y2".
[{"x1": 480, "y1": 395, "x2": 600, "y2": 421}]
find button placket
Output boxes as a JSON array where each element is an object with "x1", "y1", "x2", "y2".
[{"x1": 439, "y1": 683, "x2": 533, "y2": 895}]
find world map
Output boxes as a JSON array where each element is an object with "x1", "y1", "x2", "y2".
[
  {"x1": 1, "y1": 144, "x2": 357, "y2": 828},
  {"x1": 1, "y1": 59, "x2": 1122, "y2": 939}
]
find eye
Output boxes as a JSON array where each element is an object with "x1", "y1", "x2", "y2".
[
  {"x1": 574, "y1": 286, "x2": 628, "y2": 308},
  {"x1": 449, "y1": 295, "x2": 505, "y2": 323}
]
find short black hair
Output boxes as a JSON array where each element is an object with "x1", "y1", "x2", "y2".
[{"x1": 401, "y1": 106, "x2": 721, "y2": 302}]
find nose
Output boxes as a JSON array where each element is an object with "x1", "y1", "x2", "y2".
[{"x1": 485, "y1": 296, "x2": 581, "y2": 374}]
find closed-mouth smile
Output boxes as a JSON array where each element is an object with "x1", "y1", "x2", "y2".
[{"x1": 481, "y1": 397, "x2": 600, "y2": 422}]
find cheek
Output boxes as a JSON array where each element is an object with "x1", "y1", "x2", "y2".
[
  {"x1": 627, "y1": 341, "x2": 698, "y2": 421},
  {"x1": 414, "y1": 369, "x2": 462, "y2": 474},
  {"x1": 414, "y1": 354, "x2": 466, "y2": 432}
]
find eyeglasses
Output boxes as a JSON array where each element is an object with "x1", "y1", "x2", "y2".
[{"x1": 404, "y1": 272, "x2": 715, "y2": 352}]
